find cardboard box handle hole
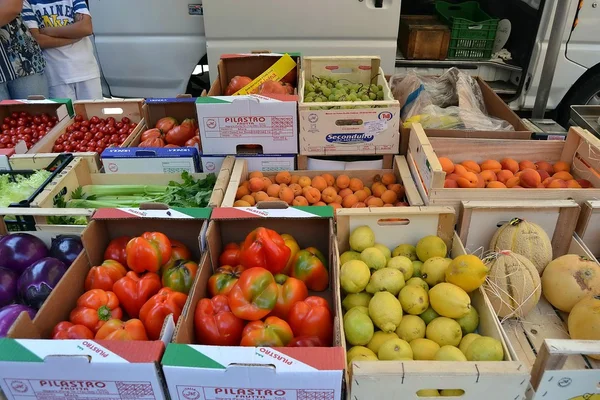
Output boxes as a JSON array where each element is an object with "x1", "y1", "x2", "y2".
[
  {"x1": 377, "y1": 218, "x2": 410, "y2": 226},
  {"x1": 335, "y1": 119, "x2": 363, "y2": 127},
  {"x1": 102, "y1": 107, "x2": 124, "y2": 115}
]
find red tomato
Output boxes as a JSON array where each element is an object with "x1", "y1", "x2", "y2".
[{"x1": 104, "y1": 236, "x2": 131, "y2": 266}]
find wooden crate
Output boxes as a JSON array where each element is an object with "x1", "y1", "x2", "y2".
[
  {"x1": 408, "y1": 124, "x2": 600, "y2": 214},
  {"x1": 575, "y1": 199, "x2": 600, "y2": 259},
  {"x1": 398, "y1": 15, "x2": 450, "y2": 60},
  {"x1": 529, "y1": 339, "x2": 600, "y2": 400},
  {"x1": 30, "y1": 155, "x2": 234, "y2": 216},
  {"x1": 222, "y1": 155, "x2": 424, "y2": 207},
  {"x1": 9, "y1": 152, "x2": 101, "y2": 173},
  {"x1": 457, "y1": 200, "x2": 600, "y2": 399},
  {"x1": 298, "y1": 56, "x2": 400, "y2": 156},
  {"x1": 28, "y1": 99, "x2": 147, "y2": 154},
  {"x1": 297, "y1": 154, "x2": 393, "y2": 170},
  {"x1": 458, "y1": 200, "x2": 580, "y2": 259},
  {"x1": 336, "y1": 207, "x2": 528, "y2": 400}
]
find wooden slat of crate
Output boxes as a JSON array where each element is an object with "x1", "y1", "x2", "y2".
[
  {"x1": 407, "y1": 123, "x2": 600, "y2": 213},
  {"x1": 10, "y1": 152, "x2": 101, "y2": 173},
  {"x1": 458, "y1": 200, "x2": 580, "y2": 259},
  {"x1": 296, "y1": 154, "x2": 394, "y2": 170},
  {"x1": 575, "y1": 199, "x2": 600, "y2": 258},
  {"x1": 222, "y1": 155, "x2": 423, "y2": 207},
  {"x1": 335, "y1": 207, "x2": 528, "y2": 400},
  {"x1": 29, "y1": 99, "x2": 147, "y2": 153}
]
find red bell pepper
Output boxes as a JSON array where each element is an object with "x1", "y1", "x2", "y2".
[
  {"x1": 219, "y1": 243, "x2": 241, "y2": 267},
  {"x1": 139, "y1": 287, "x2": 187, "y2": 340},
  {"x1": 228, "y1": 267, "x2": 278, "y2": 321},
  {"x1": 291, "y1": 247, "x2": 329, "y2": 291},
  {"x1": 126, "y1": 232, "x2": 172, "y2": 273},
  {"x1": 240, "y1": 316, "x2": 293, "y2": 347},
  {"x1": 104, "y1": 236, "x2": 131, "y2": 266},
  {"x1": 194, "y1": 295, "x2": 245, "y2": 346},
  {"x1": 70, "y1": 289, "x2": 123, "y2": 333},
  {"x1": 112, "y1": 271, "x2": 162, "y2": 318},
  {"x1": 52, "y1": 321, "x2": 94, "y2": 339},
  {"x1": 269, "y1": 274, "x2": 308, "y2": 320},
  {"x1": 85, "y1": 260, "x2": 127, "y2": 291},
  {"x1": 162, "y1": 259, "x2": 198, "y2": 294},
  {"x1": 95, "y1": 318, "x2": 148, "y2": 341},
  {"x1": 287, "y1": 296, "x2": 333, "y2": 346},
  {"x1": 239, "y1": 228, "x2": 291, "y2": 274},
  {"x1": 208, "y1": 265, "x2": 245, "y2": 297}
]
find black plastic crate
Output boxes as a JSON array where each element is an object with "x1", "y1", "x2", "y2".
[{"x1": 2, "y1": 153, "x2": 73, "y2": 231}]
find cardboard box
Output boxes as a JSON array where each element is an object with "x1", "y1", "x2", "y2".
[
  {"x1": 143, "y1": 96, "x2": 198, "y2": 129},
  {"x1": 0, "y1": 208, "x2": 211, "y2": 400},
  {"x1": 101, "y1": 147, "x2": 201, "y2": 174},
  {"x1": 576, "y1": 199, "x2": 600, "y2": 258},
  {"x1": 201, "y1": 154, "x2": 295, "y2": 173},
  {"x1": 200, "y1": 53, "x2": 300, "y2": 155},
  {"x1": 335, "y1": 207, "x2": 529, "y2": 400},
  {"x1": 0, "y1": 148, "x2": 15, "y2": 171},
  {"x1": 162, "y1": 205, "x2": 345, "y2": 400},
  {"x1": 29, "y1": 99, "x2": 147, "y2": 154},
  {"x1": 399, "y1": 78, "x2": 532, "y2": 154},
  {"x1": 407, "y1": 124, "x2": 600, "y2": 215},
  {"x1": 222, "y1": 156, "x2": 423, "y2": 207},
  {"x1": 298, "y1": 56, "x2": 401, "y2": 156}
]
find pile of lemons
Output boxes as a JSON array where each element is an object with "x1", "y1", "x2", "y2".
[{"x1": 340, "y1": 225, "x2": 504, "y2": 368}]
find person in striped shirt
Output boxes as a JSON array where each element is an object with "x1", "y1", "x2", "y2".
[
  {"x1": 22, "y1": 0, "x2": 102, "y2": 100},
  {"x1": 0, "y1": 0, "x2": 48, "y2": 100}
]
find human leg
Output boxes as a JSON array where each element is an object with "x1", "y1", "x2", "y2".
[
  {"x1": 49, "y1": 83, "x2": 76, "y2": 101},
  {"x1": 6, "y1": 72, "x2": 49, "y2": 99},
  {"x1": 0, "y1": 82, "x2": 9, "y2": 101},
  {"x1": 74, "y1": 78, "x2": 102, "y2": 100}
]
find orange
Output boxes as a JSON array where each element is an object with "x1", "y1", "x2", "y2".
[
  {"x1": 336, "y1": 174, "x2": 350, "y2": 189},
  {"x1": 381, "y1": 173, "x2": 397, "y2": 185},
  {"x1": 312, "y1": 176, "x2": 328, "y2": 192},
  {"x1": 500, "y1": 158, "x2": 519, "y2": 174},
  {"x1": 438, "y1": 157, "x2": 454, "y2": 174},
  {"x1": 349, "y1": 178, "x2": 364, "y2": 192},
  {"x1": 342, "y1": 194, "x2": 359, "y2": 208},
  {"x1": 275, "y1": 171, "x2": 291, "y2": 185},
  {"x1": 553, "y1": 161, "x2": 571, "y2": 173}
]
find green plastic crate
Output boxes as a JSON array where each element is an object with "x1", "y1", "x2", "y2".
[{"x1": 435, "y1": 1, "x2": 499, "y2": 60}]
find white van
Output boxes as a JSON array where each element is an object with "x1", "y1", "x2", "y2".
[{"x1": 89, "y1": 0, "x2": 599, "y2": 125}]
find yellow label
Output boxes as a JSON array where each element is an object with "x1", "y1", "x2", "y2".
[{"x1": 234, "y1": 54, "x2": 296, "y2": 95}]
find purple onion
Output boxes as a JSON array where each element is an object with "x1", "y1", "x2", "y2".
[
  {"x1": 17, "y1": 257, "x2": 66, "y2": 309},
  {"x1": 0, "y1": 304, "x2": 36, "y2": 338},
  {"x1": 0, "y1": 267, "x2": 17, "y2": 307},
  {"x1": 0, "y1": 233, "x2": 48, "y2": 275},
  {"x1": 49, "y1": 234, "x2": 83, "y2": 267}
]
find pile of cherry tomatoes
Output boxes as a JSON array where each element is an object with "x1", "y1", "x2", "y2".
[
  {"x1": 51, "y1": 115, "x2": 137, "y2": 153},
  {"x1": 0, "y1": 111, "x2": 58, "y2": 149}
]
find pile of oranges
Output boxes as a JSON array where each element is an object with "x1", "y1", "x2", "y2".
[
  {"x1": 234, "y1": 171, "x2": 408, "y2": 209},
  {"x1": 439, "y1": 157, "x2": 593, "y2": 189}
]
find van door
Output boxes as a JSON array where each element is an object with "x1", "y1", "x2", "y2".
[{"x1": 88, "y1": 0, "x2": 206, "y2": 98}]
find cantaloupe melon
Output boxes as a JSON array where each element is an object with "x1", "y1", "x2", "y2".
[
  {"x1": 483, "y1": 251, "x2": 542, "y2": 319},
  {"x1": 489, "y1": 218, "x2": 552, "y2": 274},
  {"x1": 568, "y1": 295, "x2": 600, "y2": 360},
  {"x1": 541, "y1": 254, "x2": 600, "y2": 312}
]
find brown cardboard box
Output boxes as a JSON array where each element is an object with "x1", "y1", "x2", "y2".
[{"x1": 399, "y1": 78, "x2": 531, "y2": 154}]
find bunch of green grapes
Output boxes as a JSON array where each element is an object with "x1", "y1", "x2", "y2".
[{"x1": 304, "y1": 75, "x2": 385, "y2": 103}]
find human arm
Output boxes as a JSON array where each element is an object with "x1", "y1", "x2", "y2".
[
  {"x1": 41, "y1": 13, "x2": 93, "y2": 39},
  {"x1": 28, "y1": 28, "x2": 79, "y2": 49},
  {"x1": 0, "y1": 0, "x2": 22, "y2": 26}
]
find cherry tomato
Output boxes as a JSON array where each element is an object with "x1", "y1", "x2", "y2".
[
  {"x1": 75, "y1": 115, "x2": 84, "y2": 122},
  {"x1": 90, "y1": 116, "x2": 100, "y2": 124}
]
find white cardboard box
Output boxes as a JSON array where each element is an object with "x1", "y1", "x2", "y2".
[
  {"x1": 201, "y1": 154, "x2": 295, "y2": 173},
  {"x1": 101, "y1": 147, "x2": 201, "y2": 173},
  {"x1": 162, "y1": 345, "x2": 344, "y2": 400},
  {"x1": 196, "y1": 95, "x2": 298, "y2": 155}
]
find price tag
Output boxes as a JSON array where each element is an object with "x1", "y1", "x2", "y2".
[{"x1": 364, "y1": 120, "x2": 387, "y2": 136}]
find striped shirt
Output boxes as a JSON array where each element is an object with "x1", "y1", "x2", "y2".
[
  {"x1": 22, "y1": 0, "x2": 99, "y2": 85},
  {"x1": 0, "y1": 16, "x2": 45, "y2": 83}
]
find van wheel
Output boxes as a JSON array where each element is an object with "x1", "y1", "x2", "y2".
[{"x1": 557, "y1": 73, "x2": 600, "y2": 128}]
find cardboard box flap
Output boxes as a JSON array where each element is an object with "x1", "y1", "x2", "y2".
[
  {"x1": 101, "y1": 147, "x2": 199, "y2": 159},
  {"x1": 145, "y1": 97, "x2": 196, "y2": 104},
  {"x1": 196, "y1": 94, "x2": 296, "y2": 104},
  {"x1": 92, "y1": 207, "x2": 212, "y2": 220},
  {"x1": 162, "y1": 344, "x2": 344, "y2": 372},
  {"x1": 211, "y1": 206, "x2": 334, "y2": 220},
  {"x1": 0, "y1": 339, "x2": 164, "y2": 364}
]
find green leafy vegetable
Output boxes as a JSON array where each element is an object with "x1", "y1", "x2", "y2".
[{"x1": 0, "y1": 170, "x2": 52, "y2": 207}]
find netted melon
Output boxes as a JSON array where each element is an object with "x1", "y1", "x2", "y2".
[
  {"x1": 483, "y1": 251, "x2": 542, "y2": 319},
  {"x1": 489, "y1": 218, "x2": 552, "y2": 274}
]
